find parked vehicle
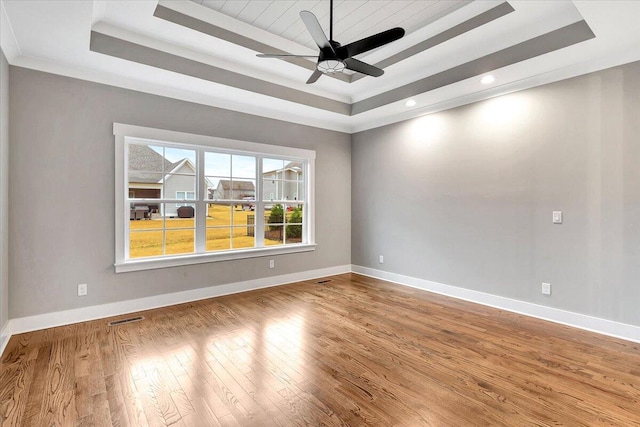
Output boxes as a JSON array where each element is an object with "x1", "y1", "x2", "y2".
[{"x1": 241, "y1": 196, "x2": 255, "y2": 211}]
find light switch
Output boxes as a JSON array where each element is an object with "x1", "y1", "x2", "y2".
[{"x1": 552, "y1": 211, "x2": 563, "y2": 224}]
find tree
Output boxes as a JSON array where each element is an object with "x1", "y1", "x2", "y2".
[
  {"x1": 286, "y1": 207, "x2": 302, "y2": 239},
  {"x1": 268, "y1": 204, "x2": 284, "y2": 231}
]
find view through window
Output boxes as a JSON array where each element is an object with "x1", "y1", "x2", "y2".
[
  {"x1": 125, "y1": 139, "x2": 308, "y2": 261},
  {"x1": 114, "y1": 124, "x2": 316, "y2": 272}
]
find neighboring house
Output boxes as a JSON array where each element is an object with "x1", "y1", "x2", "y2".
[
  {"x1": 262, "y1": 161, "x2": 303, "y2": 201},
  {"x1": 211, "y1": 180, "x2": 255, "y2": 200},
  {"x1": 128, "y1": 144, "x2": 199, "y2": 217},
  {"x1": 127, "y1": 144, "x2": 172, "y2": 202},
  {"x1": 163, "y1": 159, "x2": 197, "y2": 217}
]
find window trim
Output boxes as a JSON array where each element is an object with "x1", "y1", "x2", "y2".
[{"x1": 114, "y1": 123, "x2": 316, "y2": 273}]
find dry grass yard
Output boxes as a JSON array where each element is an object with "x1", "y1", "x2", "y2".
[
  {"x1": 129, "y1": 205, "x2": 300, "y2": 258},
  {"x1": 1, "y1": 274, "x2": 639, "y2": 426}
]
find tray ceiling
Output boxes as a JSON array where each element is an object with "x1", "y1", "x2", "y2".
[{"x1": 1, "y1": 0, "x2": 639, "y2": 132}]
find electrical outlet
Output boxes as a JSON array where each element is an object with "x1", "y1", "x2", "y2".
[
  {"x1": 269, "y1": 259, "x2": 275, "y2": 269},
  {"x1": 541, "y1": 282, "x2": 551, "y2": 295},
  {"x1": 379, "y1": 255, "x2": 384, "y2": 264},
  {"x1": 78, "y1": 283, "x2": 88, "y2": 296}
]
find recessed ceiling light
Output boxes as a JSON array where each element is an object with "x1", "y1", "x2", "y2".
[
  {"x1": 481, "y1": 75, "x2": 495, "y2": 85},
  {"x1": 405, "y1": 99, "x2": 417, "y2": 107}
]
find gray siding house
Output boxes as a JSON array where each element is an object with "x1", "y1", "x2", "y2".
[
  {"x1": 211, "y1": 180, "x2": 255, "y2": 200},
  {"x1": 262, "y1": 161, "x2": 303, "y2": 201},
  {"x1": 163, "y1": 159, "x2": 196, "y2": 217}
]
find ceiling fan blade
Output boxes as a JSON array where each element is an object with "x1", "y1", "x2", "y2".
[
  {"x1": 257, "y1": 53, "x2": 318, "y2": 58},
  {"x1": 344, "y1": 58, "x2": 384, "y2": 77},
  {"x1": 300, "y1": 11, "x2": 333, "y2": 52},
  {"x1": 306, "y1": 70, "x2": 323, "y2": 84},
  {"x1": 339, "y1": 27, "x2": 405, "y2": 58}
]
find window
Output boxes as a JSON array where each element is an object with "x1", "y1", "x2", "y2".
[
  {"x1": 176, "y1": 191, "x2": 195, "y2": 208},
  {"x1": 114, "y1": 124, "x2": 315, "y2": 272}
]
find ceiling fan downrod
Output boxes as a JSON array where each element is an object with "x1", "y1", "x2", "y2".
[{"x1": 329, "y1": 0, "x2": 333, "y2": 41}]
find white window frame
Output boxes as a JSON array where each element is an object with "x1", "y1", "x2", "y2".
[{"x1": 114, "y1": 123, "x2": 316, "y2": 273}]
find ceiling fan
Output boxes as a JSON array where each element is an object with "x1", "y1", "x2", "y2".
[{"x1": 256, "y1": 0, "x2": 405, "y2": 84}]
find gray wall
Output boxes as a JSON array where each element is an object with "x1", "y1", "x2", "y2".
[
  {"x1": 9, "y1": 67, "x2": 351, "y2": 318},
  {"x1": 0, "y1": 50, "x2": 8, "y2": 330},
  {"x1": 352, "y1": 61, "x2": 640, "y2": 326}
]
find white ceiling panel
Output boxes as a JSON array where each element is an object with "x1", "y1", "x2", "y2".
[
  {"x1": 219, "y1": 1, "x2": 251, "y2": 18},
  {"x1": 236, "y1": 0, "x2": 272, "y2": 24},
  {"x1": 252, "y1": 1, "x2": 297, "y2": 29},
  {"x1": 199, "y1": 0, "x2": 223, "y2": 11},
  {"x1": 417, "y1": 1, "x2": 469, "y2": 29},
  {"x1": 266, "y1": 0, "x2": 320, "y2": 35}
]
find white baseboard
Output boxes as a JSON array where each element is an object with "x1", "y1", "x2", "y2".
[
  {"x1": 4, "y1": 263, "x2": 638, "y2": 360},
  {"x1": 1, "y1": 265, "x2": 351, "y2": 347},
  {"x1": 351, "y1": 265, "x2": 640, "y2": 344},
  {"x1": 0, "y1": 322, "x2": 9, "y2": 358}
]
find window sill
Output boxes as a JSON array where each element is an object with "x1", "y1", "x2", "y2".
[{"x1": 115, "y1": 243, "x2": 316, "y2": 273}]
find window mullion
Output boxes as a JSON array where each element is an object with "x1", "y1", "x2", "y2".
[
  {"x1": 255, "y1": 156, "x2": 264, "y2": 247},
  {"x1": 195, "y1": 148, "x2": 206, "y2": 253}
]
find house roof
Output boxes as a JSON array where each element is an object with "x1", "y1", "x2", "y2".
[
  {"x1": 264, "y1": 161, "x2": 303, "y2": 175},
  {"x1": 129, "y1": 149, "x2": 215, "y2": 188},
  {"x1": 285, "y1": 161, "x2": 302, "y2": 172},
  {"x1": 164, "y1": 158, "x2": 195, "y2": 177},
  {"x1": 218, "y1": 180, "x2": 255, "y2": 192},
  {"x1": 128, "y1": 144, "x2": 175, "y2": 183}
]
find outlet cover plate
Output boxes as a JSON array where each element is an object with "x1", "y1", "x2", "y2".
[
  {"x1": 541, "y1": 282, "x2": 551, "y2": 295},
  {"x1": 78, "y1": 283, "x2": 88, "y2": 296}
]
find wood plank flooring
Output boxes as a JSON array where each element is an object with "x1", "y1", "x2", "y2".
[{"x1": 1, "y1": 273, "x2": 639, "y2": 426}]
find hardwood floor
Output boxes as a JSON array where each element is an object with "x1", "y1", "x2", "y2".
[{"x1": 1, "y1": 273, "x2": 639, "y2": 426}]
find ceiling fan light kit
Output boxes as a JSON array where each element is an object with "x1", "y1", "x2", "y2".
[
  {"x1": 257, "y1": 0, "x2": 405, "y2": 84},
  {"x1": 317, "y1": 59, "x2": 346, "y2": 74}
]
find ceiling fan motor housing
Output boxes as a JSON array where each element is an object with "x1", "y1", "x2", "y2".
[{"x1": 317, "y1": 41, "x2": 346, "y2": 73}]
